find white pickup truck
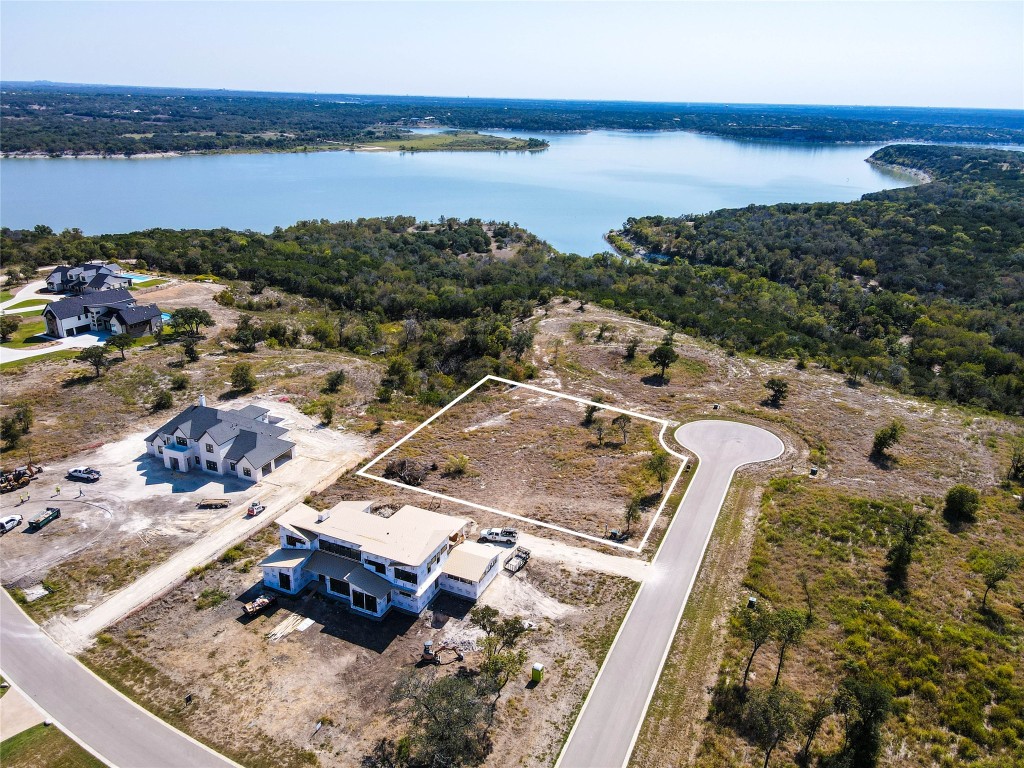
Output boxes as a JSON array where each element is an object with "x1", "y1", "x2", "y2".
[{"x1": 480, "y1": 527, "x2": 518, "y2": 544}]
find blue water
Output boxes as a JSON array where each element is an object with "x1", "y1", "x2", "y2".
[
  {"x1": 0, "y1": 130, "x2": 917, "y2": 255},
  {"x1": 160, "y1": 312, "x2": 171, "y2": 322},
  {"x1": 122, "y1": 272, "x2": 149, "y2": 280}
]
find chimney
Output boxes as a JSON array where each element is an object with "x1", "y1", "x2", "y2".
[
  {"x1": 316, "y1": 509, "x2": 331, "y2": 524},
  {"x1": 199, "y1": 394, "x2": 207, "y2": 407}
]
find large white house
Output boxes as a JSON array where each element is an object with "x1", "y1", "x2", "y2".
[
  {"x1": 145, "y1": 397, "x2": 295, "y2": 482},
  {"x1": 259, "y1": 500, "x2": 505, "y2": 619},
  {"x1": 45, "y1": 262, "x2": 132, "y2": 294},
  {"x1": 41, "y1": 288, "x2": 163, "y2": 339}
]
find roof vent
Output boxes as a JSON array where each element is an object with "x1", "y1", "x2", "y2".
[
  {"x1": 317, "y1": 510, "x2": 331, "y2": 524},
  {"x1": 199, "y1": 394, "x2": 207, "y2": 407}
]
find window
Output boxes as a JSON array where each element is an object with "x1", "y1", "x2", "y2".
[
  {"x1": 157, "y1": 446, "x2": 163, "y2": 455},
  {"x1": 279, "y1": 573, "x2": 291, "y2": 591},
  {"x1": 364, "y1": 558, "x2": 386, "y2": 575},
  {"x1": 205, "y1": 460, "x2": 217, "y2": 471},
  {"x1": 229, "y1": 462, "x2": 236, "y2": 472},
  {"x1": 394, "y1": 568, "x2": 418, "y2": 585},
  {"x1": 243, "y1": 467, "x2": 252, "y2": 478},
  {"x1": 285, "y1": 535, "x2": 305, "y2": 548},
  {"x1": 398, "y1": 590, "x2": 412, "y2": 598},
  {"x1": 352, "y1": 592, "x2": 378, "y2": 613},
  {"x1": 176, "y1": 436, "x2": 187, "y2": 446},
  {"x1": 320, "y1": 540, "x2": 362, "y2": 561},
  {"x1": 328, "y1": 577, "x2": 349, "y2": 596},
  {"x1": 205, "y1": 443, "x2": 214, "y2": 453}
]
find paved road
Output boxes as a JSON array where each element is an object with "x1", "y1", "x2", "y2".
[
  {"x1": 557, "y1": 420, "x2": 783, "y2": 768},
  {"x1": 0, "y1": 590, "x2": 240, "y2": 768}
]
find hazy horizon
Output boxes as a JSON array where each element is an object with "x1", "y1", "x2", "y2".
[
  {"x1": 5, "y1": 78, "x2": 1024, "y2": 114},
  {"x1": 2, "y1": 1, "x2": 1021, "y2": 110}
]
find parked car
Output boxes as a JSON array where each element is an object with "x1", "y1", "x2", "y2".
[
  {"x1": 66, "y1": 467, "x2": 101, "y2": 482},
  {"x1": 480, "y1": 527, "x2": 519, "y2": 544},
  {"x1": 0, "y1": 514, "x2": 24, "y2": 534},
  {"x1": 27, "y1": 507, "x2": 61, "y2": 531}
]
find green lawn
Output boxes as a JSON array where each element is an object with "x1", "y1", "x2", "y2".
[
  {"x1": 0, "y1": 319, "x2": 49, "y2": 349},
  {"x1": 7, "y1": 299, "x2": 52, "y2": 309},
  {"x1": 0, "y1": 290, "x2": 14, "y2": 303},
  {"x1": 131, "y1": 278, "x2": 168, "y2": 288},
  {"x1": 0, "y1": 724, "x2": 106, "y2": 768}
]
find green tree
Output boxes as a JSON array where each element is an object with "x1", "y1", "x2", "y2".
[
  {"x1": 105, "y1": 332, "x2": 136, "y2": 360},
  {"x1": 884, "y1": 512, "x2": 928, "y2": 593},
  {"x1": 624, "y1": 337, "x2": 640, "y2": 361},
  {"x1": 470, "y1": 607, "x2": 529, "y2": 708},
  {"x1": 323, "y1": 369, "x2": 347, "y2": 393},
  {"x1": 646, "y1": 449, "x2": 673, "y2": 494},
  {"x1": 0, "y1": 315, "x2": 20, "y2": 342},
  {"x1": 321, "y1": 402, "x2": 334, "y2": 426},
  {"x1": 181, "y1": 337, "x2": 199, "y2": 363},
  {"x1": 648, "y1": 344, "x2": 679, "y2": 380},
  {"x1": 796, "y1": 693, "x2": 834, "y2": 767},
  {"x1": 231, "y1": 362, "x2": 257, "y2": 393},
  {"x1": 11, "y1": 402, "x2": 32, "y2": 435},
  {"x1": 392, "y1": 673, "x2": 489, "y2": 767},
  {"x1": 969, "y1": 550, "x2": 1021, "y2": 610},
  {"x1": 742, "y1": 685, "x2": 804, "y2": 768},
  {"x1": 169, "y1": 307, "x2": 214, "y2": 336},
  {"x1": 836, "y1": 673, "x2": 893, "y2": 768},
  {"x1": 771, "y1": 608, "x2": 806, "y2": 686},
  {"x1": 1007, "y1": 441, "x2": 1024, "y2": 482},
  {"x1": 763, "y1": 378, "x2": 789, "y2": 408},
  {"x1": 0, "y1": 417, "x2": 22, "y2": 447},
  {"x1": 623, "y1": 493, "x2": 642, "y2": 536},
  {"x1": 509, "y1": 328, "x2": 534, "y2": 362},
  {"x1": 870, "y1": 419, "x2": 905, "y2": 460},
  {"x1": 943, "y1": 484, "x2": 980, "y2": 527},
  {"x1": 611, "y1": 413, "x2": 631, "y2": 444},
  {"x1": 737, "y1": 605, "x2": 776, "y2": 690},
  {"x1": 593, "y1": 417, "x2": 606, "y2": 446},
  {"x1": 78, "y1": 345, "x2": 108, "y2": 377}
]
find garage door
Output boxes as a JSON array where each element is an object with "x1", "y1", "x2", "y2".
[{"x1": 70, "y1": 324, "x2": 92, "y2": 336}]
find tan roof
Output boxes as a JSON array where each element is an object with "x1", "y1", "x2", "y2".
[
  {"x1": 304, "y1": 550, "x2": 393, "y2": 599},
  {"x1": 259, "y1": 548, "x2": 310, "y2": 569},
  {"x1": 442, "y1": 541, "x2": 501, "y2": 583},
  {"x1": 277, "y1": 501, "x2": 469, "y2": 566}
]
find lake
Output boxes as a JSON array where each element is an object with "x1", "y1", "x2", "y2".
[{"x1": 0, "y1": 130, "x2": 915, "y2": 255}]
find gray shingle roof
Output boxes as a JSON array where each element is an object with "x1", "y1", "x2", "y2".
[
  {"x1": 43, "y1": 288, "x2": 134, "y2": 321},
  {"x1": 114, "y1": 304, "x2": 161, "y2": 326},
  {"x1": 146, "y1": 405, "x2": 293, "y2": 468}
]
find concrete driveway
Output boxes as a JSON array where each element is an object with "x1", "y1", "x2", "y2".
[
  {"x1": 557, "y1": 419, "x2": 783, "y2": 768},
  {"x1": 0, "y1": 330, "x2": 109, "y2": 364}
]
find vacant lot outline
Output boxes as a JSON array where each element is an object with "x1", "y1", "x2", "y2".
[{"x1": 357, "y1": 375, "x2": 689, "y2": 552}]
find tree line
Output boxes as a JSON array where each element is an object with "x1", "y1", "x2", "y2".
[{"x1": 2, "y1": 86, "x2": 1021, "y2": 156}]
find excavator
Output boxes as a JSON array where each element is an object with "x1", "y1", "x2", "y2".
[{"x1": 421, "y1": 640, "x2": 464, "y2": 665}]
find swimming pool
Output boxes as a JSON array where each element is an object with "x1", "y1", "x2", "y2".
[{"x1": 122, "y1": 272, "x2": 151, "y2": 280}]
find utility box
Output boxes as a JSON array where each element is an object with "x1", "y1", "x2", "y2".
[{"x1": 531, "y1": 663, "x2": 545, "y2": 683}]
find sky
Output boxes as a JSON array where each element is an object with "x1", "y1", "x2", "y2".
[{"x1": 1, "y1": 1, "x2": 1022, "y2": 109}]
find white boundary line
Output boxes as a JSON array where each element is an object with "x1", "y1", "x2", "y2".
[
  {"x1": 553, "y1": 423, "x2": 784, "y2": 768},
  {"x1": 356, "y1": 375, "x2": 689, "y2": 553}
]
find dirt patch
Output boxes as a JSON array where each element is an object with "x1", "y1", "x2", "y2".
[
  {"x1": 137, "y1": 281, "x2": 238, "y2": 335},
  {"x1": 364, "y1": 380, "x2": 682, "y2": 546}
]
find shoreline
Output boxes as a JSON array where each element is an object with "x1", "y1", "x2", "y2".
[{"x1": 865, "y1": 158, "x2": 933, "y2": 184}]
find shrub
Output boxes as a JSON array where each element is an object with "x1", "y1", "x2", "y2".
[
  {"x1": 231, "y1": 362, "x2": 257, "y2": 392},
  {"x1": 170, "y1": 372, "x2": 189, "y2": 391},
  {"x1": 152, "y1": 389, "x2": 174, "y2": 412},
  {"x1": 195, "y1": 588, "x2": 229, "y2": 610},
  {"x1": 322, "y1": 369, "x2": 347, "y2": 393}
]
